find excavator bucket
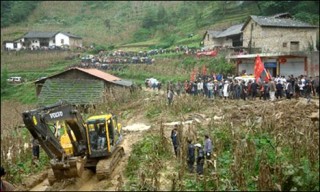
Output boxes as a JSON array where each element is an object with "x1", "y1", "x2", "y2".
[{"x1": 48, "y1": 156, "x2": 86, "y2": 185}]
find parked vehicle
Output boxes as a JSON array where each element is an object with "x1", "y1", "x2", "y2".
[
  {"x1": 234, "y1": 75, "x2": 255, "y2": 86},
  {"x1": 7, "y1": 76, "x2": 23, "y2": 83}
]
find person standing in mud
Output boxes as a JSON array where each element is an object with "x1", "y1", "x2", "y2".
[
  {"x1": 171, "y1": 126, "x2": 179, "y2": 157},
  {"x1": 241, "y1": 81, "x2": 248, "y2": 100},
  {"x1": 31, "y1": 138, "x2": 40, "y2": 165},
  {"x1": 268, "y1": 78, "x2": 276, "y2": 101},
  {"x1": 285, "y1": 80, "x2": 293, "y2": 100},
  {"x1": 157, "y1": 81, "x2": 162, "y2": 92},
  {"x1": 203, "y1": 135, "x2": 212, "y2": 160},
  {"x1": 194, "y1": 143, "x2": 204, "y2": 175},
  {"x1": 187, "y1": 139, "x2": 195, "y2": 173},
  {"x1": 276, "y1": 80, "x2": 283, "y2": 99},
  {"x1": 175, "y1": 81, "x2": 182, "y2": 96},
  {"x1": 167, "y1": 89, "x2": 174, "y2": 106}
]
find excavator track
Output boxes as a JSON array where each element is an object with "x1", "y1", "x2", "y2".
[{"x1": 96, "y1": 146, "x2": 125, "y2": 180}]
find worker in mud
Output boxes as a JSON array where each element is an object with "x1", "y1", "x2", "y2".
[
  {"x1": 167, "y1": 89, "x2": 174, "y2": 106},
  {"x1": 171, "y1": 126, "x2": 179, "y2": 157},
  {"x1": 187, "y1": 139, "x2": 195, "y2": 173},
  {"x1": 204, "y1": 135, "x2": 213, "y2": 160},
  {"x1": 194, "y1": 143, "x2": 204, "y2": 175},
  {"x1": 0, "y1": 166, "x2": 15, "y2": 191},
  {"x1": 31, "y1": 138, "x2": 40, "y2": 166}
]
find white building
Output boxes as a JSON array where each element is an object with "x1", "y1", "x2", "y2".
[{"x1": 3, "y1": 31, "x2": 82, "y2": 51}]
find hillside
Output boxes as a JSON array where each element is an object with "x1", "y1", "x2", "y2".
[
  {"x1": 1, "y1": 1, "x2": 318, "y2": 50},
  {"x1": 0, "y1": 2, "x2": 319, "y2": 191}
]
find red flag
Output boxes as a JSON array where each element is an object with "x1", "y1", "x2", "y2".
[
  {"x1": 264, "y1": 69, "x2": 272, "y2": 82},
  {"x1": 254, "y1": 55, "x2": 264, "y2": 82},
  {"x1": 202, "y1": 65, "x2": 207, "y2": 76},
  {"x1": 190, "y1": 69, "x2": 196, "y2": 81}
]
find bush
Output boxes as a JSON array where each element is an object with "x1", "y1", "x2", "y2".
[
  {"x1": 87, "y1": 44, "x2": 108, "y2": 54},
  {"x1": 132, "y1": 28, "x2": 153, "y2": 43}
]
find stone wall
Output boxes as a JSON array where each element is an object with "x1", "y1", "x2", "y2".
[
  {"x1": 242, "y1": 19, "x2": 318, "y2": 53},
  {"x1": 203, "y1": 34, "x2": 223, "y2": 48}
]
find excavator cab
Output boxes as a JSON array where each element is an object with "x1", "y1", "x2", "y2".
[{"x1": 85, "y1": 114, "x2": 123, "y2": 158}]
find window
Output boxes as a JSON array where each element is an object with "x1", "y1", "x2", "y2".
[
  {"x1": 61, "y1": 39, "x2": 64, "y2": 44},
  {"x1": 13, "y1": 43, "x2": 17, "y2": 48},
  {"x1": 283, "y1": 42, "x2": 287, "y2": 47},
  {"x1": 290, "y1": 41, "x2": 299, "y2": 51}
]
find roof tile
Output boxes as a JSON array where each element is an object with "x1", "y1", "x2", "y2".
[{"x1": 74, "y1": 67, "x2": 120, "y2": 81}]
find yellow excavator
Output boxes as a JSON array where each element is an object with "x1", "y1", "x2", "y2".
[{"x1": 22, "y1": 101, "x2": 124, "y2": 185}]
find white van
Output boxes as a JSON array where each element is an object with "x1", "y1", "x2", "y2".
[
  {"x1": 7, "y1": 77, "x2": 23, "y2": 83},
  {"x1": 234, "y1": 75, "x2": 255, "y2": 86}
]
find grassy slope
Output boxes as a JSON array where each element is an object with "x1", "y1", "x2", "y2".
[
  {"x1": 0, "y1": 1, "x2": 257, "y2": 104},
  {"x1": 1, "y1": 1, "x2": 257, "y2": 48}
]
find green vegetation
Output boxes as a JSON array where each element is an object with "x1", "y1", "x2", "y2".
[
  {"x1": 2, "y1": 1, "x2": 318, "y2": 48},
  {"x1": 125, "y1": 101, "x2": 319, "y2": 191},
  {"x1": 1, "y1": 1, "x2": 39, "y2": 27},
  {"x1": 1, "y1": 1, "x2": 319, "y2": 190}
]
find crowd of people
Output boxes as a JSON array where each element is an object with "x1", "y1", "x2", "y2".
[
  {"x1": 145, "y1": 73, "x2": 320, "y2": 105},
  {"x1": 70, "y1": 45, "x2": 222, "y2": 71}
]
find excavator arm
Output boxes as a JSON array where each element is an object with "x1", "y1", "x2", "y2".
[
  {"x1": 22, "y1": 100, "x2": 88, "y2": 159},
  {"x1": 22, "y1": 101, "x2": 88, "y2": 184}
]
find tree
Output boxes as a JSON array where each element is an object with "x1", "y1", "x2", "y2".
[
  {"x1": 157, "y1": 5, "x2": 167, "y2": 25},
  {"x1": 142, "y1": 8, "x2": 157, "y2": 29}
]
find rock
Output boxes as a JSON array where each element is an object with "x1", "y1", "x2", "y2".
[
  {"x1": 213, "y1": 115, "x2": 224, "y2": 121},
  {"x1": 310, "y1": 111, "x2": 319, "y2": 122}
]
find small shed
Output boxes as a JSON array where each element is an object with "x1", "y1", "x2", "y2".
[{"x1": 35, "y1": 67, "x2": 132, "y2": 106}]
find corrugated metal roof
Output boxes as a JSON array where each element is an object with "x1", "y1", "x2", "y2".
[
  {"x1": 248, "y1": 15, "x2": 317, "y2": 29},
  {"x1": 74, "y1": 67, "x2": 120, "y2": 82},
  {"x1": 216, "y1": 23, "x2": 243, "y2": 37},
  {"x1": 24, "y1": 31, "x2": 59, "y2": 38}
]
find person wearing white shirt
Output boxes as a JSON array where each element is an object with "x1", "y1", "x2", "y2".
[{"x1": 197, "y1": 80, "x2": 203, "y2": 96}]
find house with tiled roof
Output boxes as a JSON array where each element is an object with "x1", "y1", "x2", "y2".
[
  {"x1": 241, "y1": 13, "x2": 318, "y2": 53},
  {"x1": 202, "y1": 23, "x2": 243, "y2": 50},
  {"x1": 34, "y1": 67, "x2": 133, "y2": 106},
  {"x1": 3, "y1": 31, "x2": 82, "y2": 51},
  {"x1": 227, "y1": 13, "x2": 319, "y2": 77}
]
